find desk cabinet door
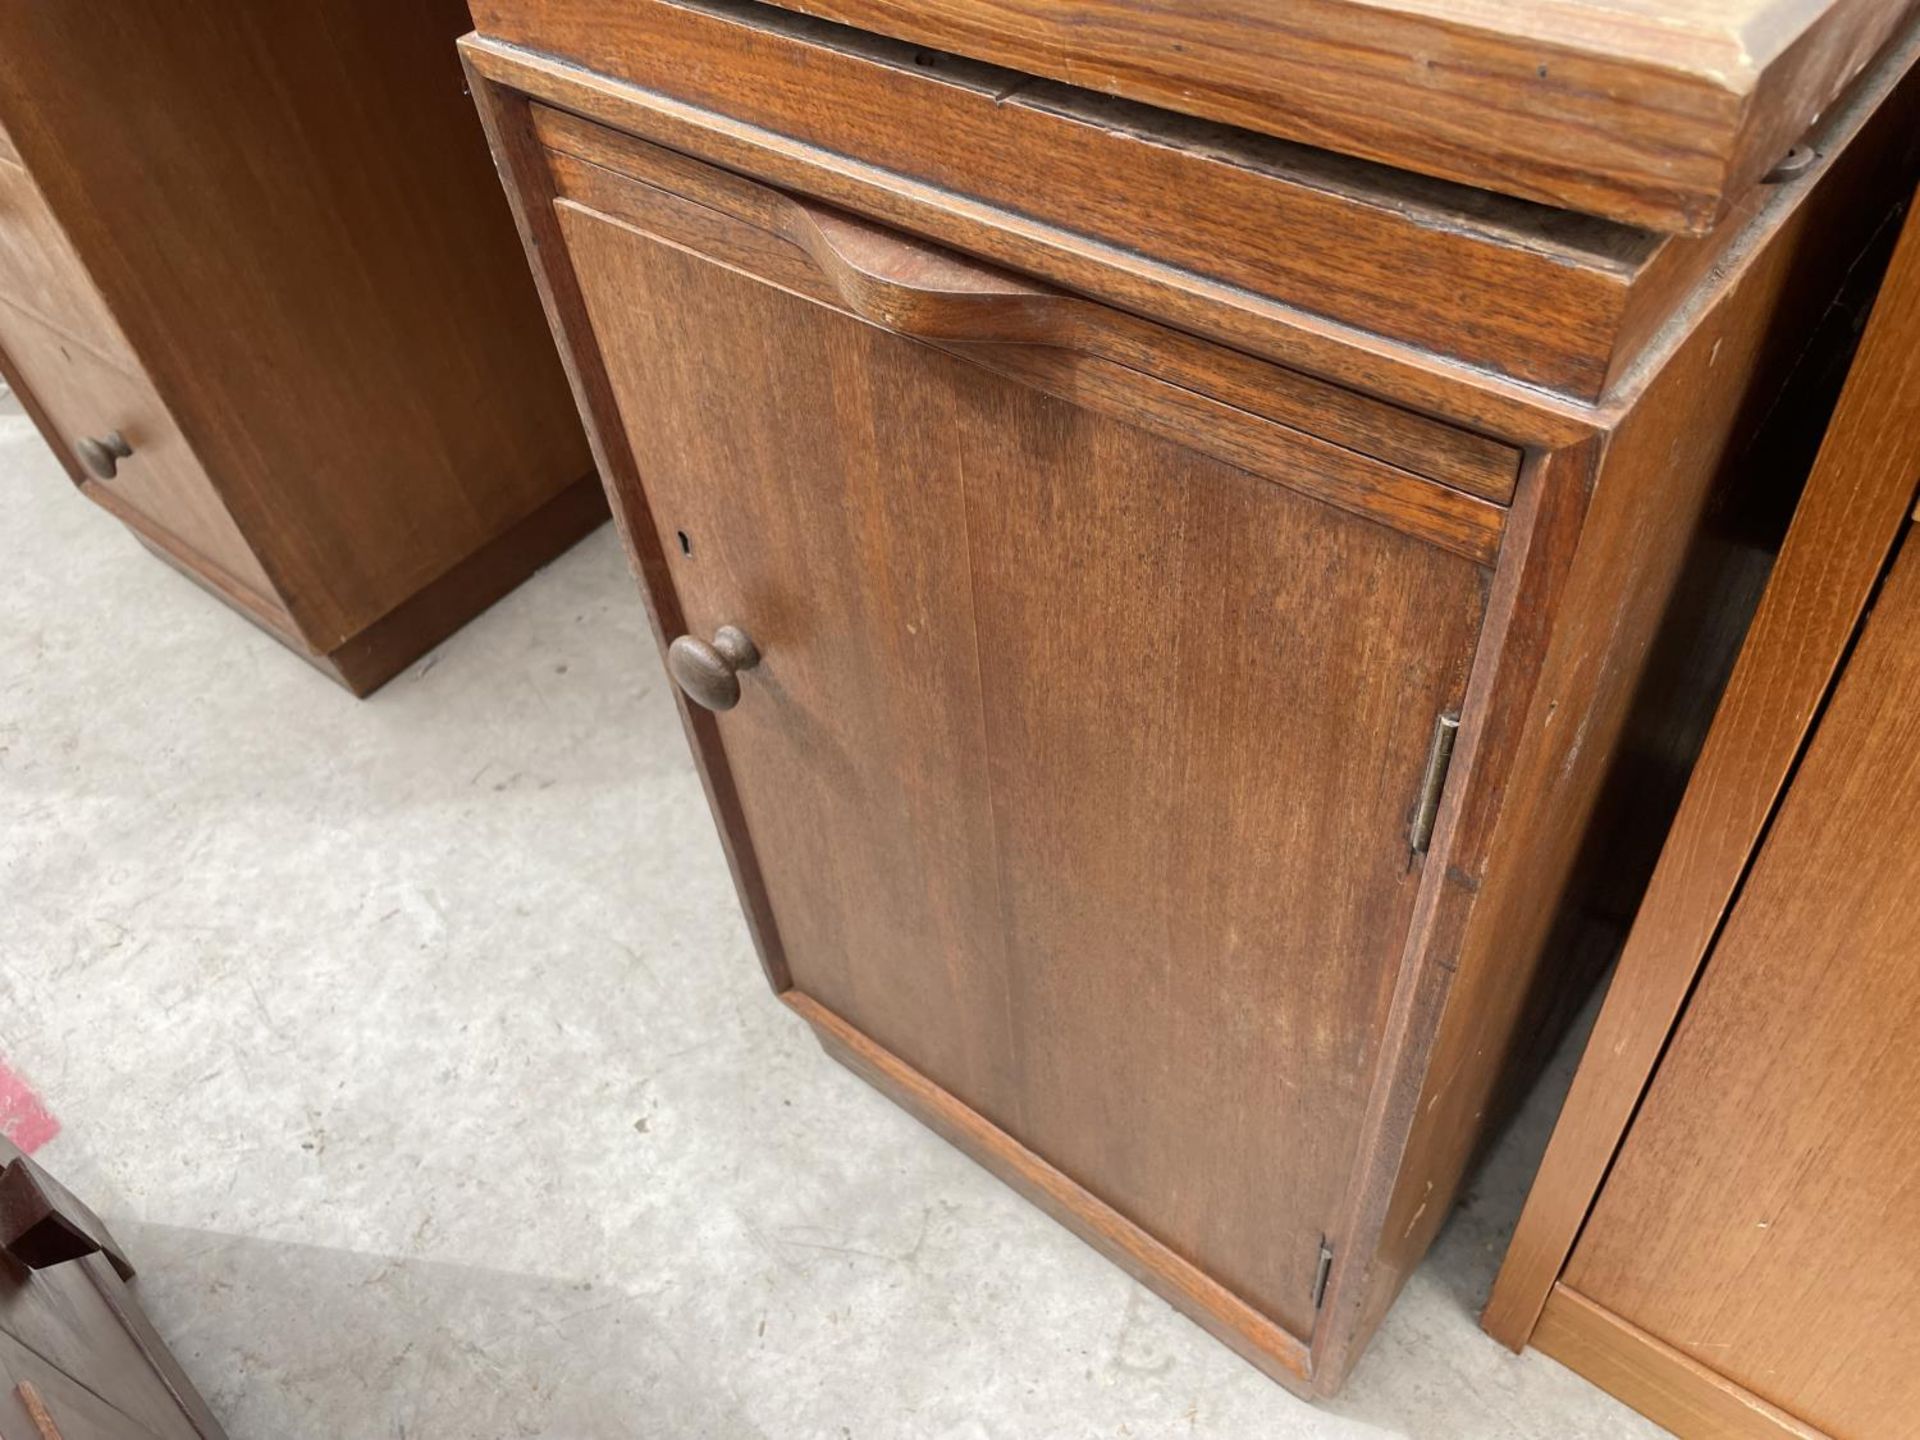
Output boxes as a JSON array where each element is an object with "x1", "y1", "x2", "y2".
[{"x1": 558, "y1": 190, "x2": 1486, "y2": 1342}]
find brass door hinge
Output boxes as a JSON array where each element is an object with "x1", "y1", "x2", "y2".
[{"x1": 1312, "y1": 1237, "x2": 1335, "y2": 1310}]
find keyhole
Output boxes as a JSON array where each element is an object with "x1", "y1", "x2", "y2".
[{"x1": 676, "y1": 530, "x2": 692, "y2": 557}]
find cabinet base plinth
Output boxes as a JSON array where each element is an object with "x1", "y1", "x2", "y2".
[
  {"x1": 784, "y1": 989, "x2": 1319, "y2": 1396},
  {"x1": 131, "y1": 470, "x2": 607, "y2": 697}
]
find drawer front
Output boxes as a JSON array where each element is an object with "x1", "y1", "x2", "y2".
[
  {"x1": 0, "y1": 156, "x2": 131, "y2": 366},
  {"x1": 466, "y1": 1, "x2": 1671, "y2": 400},
  {"x1": 535, "y1": 106, "x2": 1522, "y2": 513},
  {"x1": 0, "y1": 1260, "x2": 199, "y2": 1440},
  {"x1": 0, "y1": 1328, "x2": 169, "y2": 1440},
  {"x1": 552, "y1": 140, "x2": 1488, "y2": 1341},
  {"x1": 0, "y1": 299, "x2": 278, "y2": 606}
]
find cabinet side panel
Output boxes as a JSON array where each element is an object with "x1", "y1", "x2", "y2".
[
  {"x1": 1563, "y1": 531, "x2": 1920, "y2": 1440},
  {"x1": 0, "y1": 1, "x2": 594, "y2": 647},
  {"x1": 1482, "y1": 188, "x2": 1920, "y2": 1352},
  {"x1": 1318, "y1": 58, "x2": 1920, "y2": 1391}
]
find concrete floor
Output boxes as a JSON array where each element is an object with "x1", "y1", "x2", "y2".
[{"x1": 0, "y1": 394, "x2": 1662, "y2": 1438}]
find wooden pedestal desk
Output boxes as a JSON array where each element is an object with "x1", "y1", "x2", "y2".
[
  {"x1": 1482, "y1": 196, "x2": 1920, "y2": 1439},
  {"x1": 460, "y1": 0, "x2": 1920, "y2": 1395},
  {"x1": 0, "y1": 3, "x2": 602, "y2": 696}
]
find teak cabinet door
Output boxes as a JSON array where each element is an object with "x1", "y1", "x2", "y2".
[{"x1": 558, "y1": 188, "x2": 1487, "y2": 1341}]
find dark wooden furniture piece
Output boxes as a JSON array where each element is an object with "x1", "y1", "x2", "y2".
[
  {"x1": 461, "y1": 0, "x2": 1920, "y2": 1396},
  {"x1": 0, "y1": 3, "x2": 603, "y2": 696},
  {"x1": 0, "y1": 1139, "x2": 226, "y2": 1439},
  {"x1": 1482, "y1": 195, "x2": 1920, "y2": 1439}
]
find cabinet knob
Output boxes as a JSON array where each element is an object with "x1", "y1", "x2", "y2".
[
  {"x1": 667, "y1": 625, "x2": 760, "y2": 711},
  {"x1": 75, "y1": 431, "x2": 133, "y2": 480}
]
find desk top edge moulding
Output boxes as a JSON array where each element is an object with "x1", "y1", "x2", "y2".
[
  {"x1": 460, "y1": 0, "x2": 1920, "y2": 1398},
  {"x1": 467, "y1": 0, "x2": 1920, "y2": 405},
  {"x1": 485, "y1": 0, "x2": 1920, "y2": 233}
]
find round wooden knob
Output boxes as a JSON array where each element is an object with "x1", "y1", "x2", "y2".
[
  {"x1": 75, "y1": 431, "x2": 133, "y2": 480},
  {"x1": 667, "y1": 625, "x2": 760, "y2": 711}
]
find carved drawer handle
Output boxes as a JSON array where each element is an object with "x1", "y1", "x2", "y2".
[
  {"x1": 668, "y1": 625, "x2": 760, "y2": 711},
  {"x1": 778, "y1": 196, "x2": 1088, "y2": 346}
]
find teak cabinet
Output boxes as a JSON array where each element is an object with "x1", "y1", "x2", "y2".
[
  {"x1": 462, "y1": 0, "x2": 1920, "y2": 1395},
  {"x1": 1484, "y1": 196, "x2": 1920, "y2": 1439},
  {"x1": 0, "y1": 3, "x2": 602, "y2": 695}
]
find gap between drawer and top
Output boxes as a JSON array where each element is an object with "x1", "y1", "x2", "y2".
[{"x1": 529, "y1": 104, "x2": 1524, "y2": 542}]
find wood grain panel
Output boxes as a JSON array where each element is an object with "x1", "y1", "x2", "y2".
[
  {"x1": 1563, "y1": 531, "x2": 1920, "y2": 1440},
  {"x1": 558, "y1": 193, "x2": 1486, "y2": 1348},
  {"x1": 0, "y1": 1331, "x2": 171, "y2": 1440},
  {"x1": 1320, "y1": 56, "x2": 1920, "y2": 1386},
  {"x1": 0, "y1": 1138, "x2": 223, "y2": 1440},
  {"x1": 464, "y1": 17, "x2": 1920, "y2": 423},
  {"x1": 462, "y1": 60, "x2": 796, "y2": 998},
  {"x1": 0, "y1": 1258, "x2": 199, "y2": 1440},
  {"x1": 727, "y1": 0, "x2": 1917, "y2": 232},
  {"x1": 316, "y1": 473, "x2": 611, "y2": 697},
  {"x1": 1483, "y1": 192, "x2": 1920, "y2": 1352}
]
